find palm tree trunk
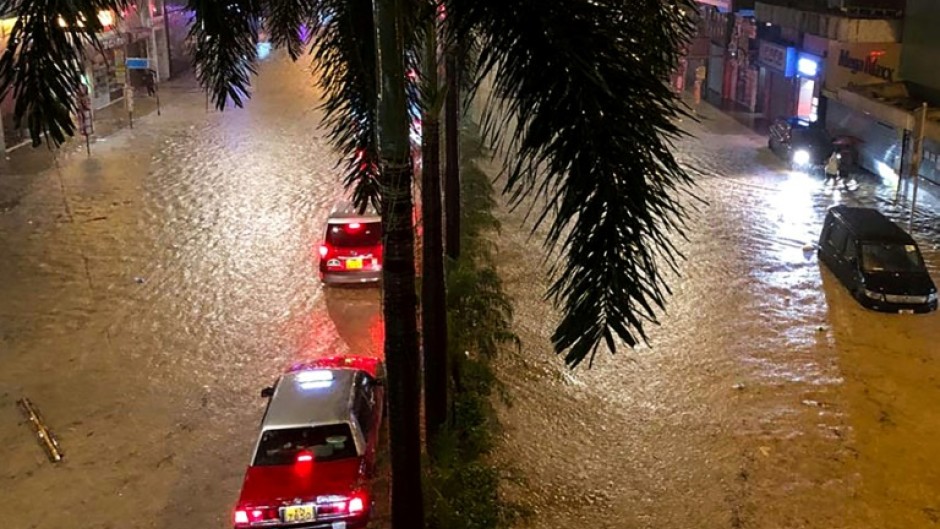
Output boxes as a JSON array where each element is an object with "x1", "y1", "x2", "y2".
[
  {"x1": 421, "y1": 20, "x2": 448, "y2": 451},
  {"x1": 444, "y1": 41, "x2": 461, "y2": 260},
  {"x1": 373, "y1": 0, "x2": 424, "y2": 527}
]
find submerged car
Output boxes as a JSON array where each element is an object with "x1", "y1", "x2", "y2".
[
  {"x1": 319, "y1": 202, "x2": 382, "y2": 285},
  {"x1": 768, "y1": 117, "x2": 833, "y2": 170},
  {"x1": 818, "y1": 206, "x2": 937, "y2": 313},
  {"x1": 234, "y1": 356, "x2": 385, "y2": 529}
]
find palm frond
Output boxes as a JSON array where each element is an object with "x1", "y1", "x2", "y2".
[
  {"x1": 311, "y1": 0, "x2": 380, "y2": 211},
  {"x1": 265, "y1": 0, "x2": 319, "y2": 60},
  {"x1": 447, "y1": 0, "x2": 698, "y2": 367},
  {"x1": 0, "y1": 0, "x2": 128, "y2": 147},
  {"x1": 188, "y1": 0, "x2": 261, "y2": 110}
]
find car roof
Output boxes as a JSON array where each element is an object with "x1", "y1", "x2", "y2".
[
  {"x1": 328, "y1": 202, "x2": 381, "y2": 224},
  {"x1": 262, "y1": 368, "x2": 357, "y2": 430},
  {"x1": 829, "y1": 206, "x2": 916, "y2": 244}
]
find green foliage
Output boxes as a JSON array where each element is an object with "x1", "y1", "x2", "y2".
[{"x1": 426, "y1": 124, "x2": 526, "y2": 529}]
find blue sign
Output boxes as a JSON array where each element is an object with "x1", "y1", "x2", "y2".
[{"x1": 125, "y1": 58, "x2": 150, "y2": 70}]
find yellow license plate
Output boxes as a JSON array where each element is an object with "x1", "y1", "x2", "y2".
[
  {"x1": 283, "y1": 504, "x2": 315, "y2": 523},
  {"x1": 346, "y1": 258, "x2": 363, "y2": 270}
]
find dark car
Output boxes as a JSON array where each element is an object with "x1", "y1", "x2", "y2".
[
  {"x1": 768, "y1": 117, "x2": 833, "y2": 170},
  {"x1": 818, "y1": 206, "x2": 937, "y2": 313}
]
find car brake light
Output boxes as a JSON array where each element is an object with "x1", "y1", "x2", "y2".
[
  {"x1": 349, "y1": 496, "x2": 364, "y2": 513},
  {"x1": 346, "y1": 222, "x2": 361, "y2": 231},
  {"x1": 296, "y1": 451, "x2": 314, "y2": 463},
  {"x1": 234, "y1": 510, "x2": 249, "y2": 525},
  {"x1": 319, "y1": 244, "x2": 329, "y2": 258}
]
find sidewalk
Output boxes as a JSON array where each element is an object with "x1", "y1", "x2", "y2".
[
  {"x1": 1, "y1": 73, "x2": 203, "y2": 175},
  {"x1": 688, "y1": 95, "x2": 940, "y2": 234}
]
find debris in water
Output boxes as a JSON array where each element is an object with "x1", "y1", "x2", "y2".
[
  {"x1": 732, "y1": 383, "x2": 746, "y2": 391},
  {"x1": 134, "y1": 276, "x2": 146, "y2": 284},
  {"x1": 16, "y1": 398, "x2": 64, "y2": 463},
  {"x1": 759, "y1": 446, "x2": 771, "y2": 457}
]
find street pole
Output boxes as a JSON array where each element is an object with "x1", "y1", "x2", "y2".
[{"x1": 909, "y1": 102, "x2": 928, "y2": 230}]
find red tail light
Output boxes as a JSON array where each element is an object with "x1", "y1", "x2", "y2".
[
  {"x1": 346, "y1": 222, "x2": 361, "y2": 231},
  {"x1": 349, "y1": 496, "x2": 365, "y2": 513},
  {"x1": 319, "y1": 243, "x2": 330, "y2": 258},
  {"x1": 296, "y1": 450, "x2": 314, "y2": 463},
  {"x1": 234, "y1": 510, "x2": 249, "y2": 525}
]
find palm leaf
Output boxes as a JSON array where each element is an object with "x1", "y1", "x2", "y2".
[
  {"x1": 0, "y1": 0, "x2": 128, "y2": 147},
  {"x1": 447, "y1": 0, "x2": 698, "y2": 367},
  {"x1": 310, "y1": 0, "x2": 381, "y2": 211},
  {"x1": 188, "y1": 0, "x2": 262, "y2": 110}
]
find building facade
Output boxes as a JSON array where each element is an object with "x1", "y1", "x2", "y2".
[
  {"x1": 754, "y1": 0, "x2": 904, "y2": 128},
  {"x1": 678, "y1": 1, "x2": 759, "y2": 111},
  {"x1": 0, "y1": 1, "x2": 171, "y2": 151}
]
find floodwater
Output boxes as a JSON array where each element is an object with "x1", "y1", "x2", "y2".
[
  {"x1": 0, "y1": 55, "x2": 383, "y2": 529},
  {"x1": 491, "y1": 104, "x2": 940, "y2": 528},
  {"x1": 0, "y1": 52, "x2": 938, "y2": 529}
]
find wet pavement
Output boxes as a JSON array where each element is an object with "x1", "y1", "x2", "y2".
[
  {"x1": 2, "y1": 52, "x2": 939, "y2": 529},
  {"x1": 490, "y1": 103, "x2": 940, "y2": 528},
  {"x1": 0, "y1": 54, "x2": 384, "y2": 528}
]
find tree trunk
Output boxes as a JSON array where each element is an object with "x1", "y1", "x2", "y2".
[
  {"x1": 421, "y1": 21, "x2": 448, "y2": 451},
  {"x1": 444, "y1": 42, "x2": 461, "y2": 260},
  {"x1": 373, "y1": 0, "x2": 424, "y2": 527}
]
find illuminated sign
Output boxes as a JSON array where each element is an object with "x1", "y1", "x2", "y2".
[{"x1": 797, "y1": 53, "x2": 820, "y2": 78}]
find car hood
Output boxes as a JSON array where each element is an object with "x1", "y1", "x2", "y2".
[
  {"x1": 238, "y1": 458, "x2": 363, "y2": 507},
  {"x1": 863, "y1": 271, "x2": 936, "y2": 295}
]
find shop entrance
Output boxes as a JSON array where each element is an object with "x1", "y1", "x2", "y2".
[{"x1": 796, "y1": 77, "x2": 816, "y2": 122}]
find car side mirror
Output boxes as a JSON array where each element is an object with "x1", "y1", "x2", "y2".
[{"x1": 260, "y1": 386, "x2": 275, "y2": 398}]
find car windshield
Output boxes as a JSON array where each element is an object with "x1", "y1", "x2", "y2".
[
  {"x1": 861, "y1": 243, "x2": 925, "y2": 273},
  {"x1": 326, "y1": 222, "x2": 382, "y2": 248},
  {"x1": 253, "y1": 424, "x2": 357, "y2": 466}
]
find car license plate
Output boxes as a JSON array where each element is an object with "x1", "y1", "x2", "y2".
[
  {"x1": 346, "y1": 258, "x2": 363, "y2": 270},
  {"x1": 899, "y1": 309, "x2": 914, "y2": 314},
  {"x1": 283, "y1": 504, "x2": 316, "y2": 523}
]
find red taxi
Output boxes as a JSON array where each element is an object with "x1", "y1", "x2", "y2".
[
  {"x1": 319, "y1": 203, "x2": 383, "y2": 285},
  {"x1": 234, "y1": 356, "x2": 385, "y2": 529}
]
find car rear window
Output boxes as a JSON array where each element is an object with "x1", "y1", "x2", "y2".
[
  {"x1": 861, "y1": 243, "x2": 925, "y2": 273},
  {"x1": 254, "y1": 424, "x2": 357, "y2": 466},
  {"x1": 326, "y1": 222, "x2": 382, "y2": 248}
]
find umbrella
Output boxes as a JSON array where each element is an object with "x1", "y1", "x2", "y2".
[{"x1": 832, "y1": 135, "x2": 864, "y2": 146}]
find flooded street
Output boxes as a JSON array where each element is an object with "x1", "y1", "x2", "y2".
[
  {"x1": 492, "y1": 103, "x2": 940, "y2": 529},
  {"x1": 0, "y1": 56, "x2": 382, "y2": 528},
  {"x1": 1, "y1": 51, "x2": 939, "y2": 529}
]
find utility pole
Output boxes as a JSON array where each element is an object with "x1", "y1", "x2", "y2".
[{"x1": 909, "y1": 102, "x2": 928, "y2": 231}]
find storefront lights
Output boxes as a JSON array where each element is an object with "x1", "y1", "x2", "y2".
[
  {"x1": 797, "y1": 57, "x2": 818, "y2": 77},
  {"x1": 97, "y1": 10, "x2": 114, "y2": 27}
]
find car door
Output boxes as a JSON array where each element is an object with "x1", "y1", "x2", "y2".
[
  {"x1": 828, "y1": 222, "x2": 852, "y2": 285},
  {"x1": 353, "y1": 374, "x2": 379, "y2": 474}
]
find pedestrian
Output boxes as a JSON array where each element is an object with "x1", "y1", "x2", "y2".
[
  {"x1": 824, "y1": 151, "x2": 840, "y2": 186},
  {"x1": 144, "y1": 69, "x2": 156, "y2": 97}
]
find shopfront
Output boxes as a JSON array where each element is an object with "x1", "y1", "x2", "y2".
[
  {"x1": 728, "y1": 13, "x2": 758, "y2": 111},
  {"x1": 794, "y1": 52, "x2": 822, "y2": 122},
  {"x1": 757, "y1": 39, "x2": 796, "y2": 121},
  {"x1": 86, "y1": 33, "x2": 152, "y2": 110},
  {"x1": 1, "y1": 14, "x2": 28, "y2": 149}
]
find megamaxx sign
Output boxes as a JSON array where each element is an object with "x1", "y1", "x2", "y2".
[
  {"x1": 824, "y1": 42, "x2": 901, "y2": 93},
  {"x1": 837, "y1": 49, "x2": 895, "y2": 81}
]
